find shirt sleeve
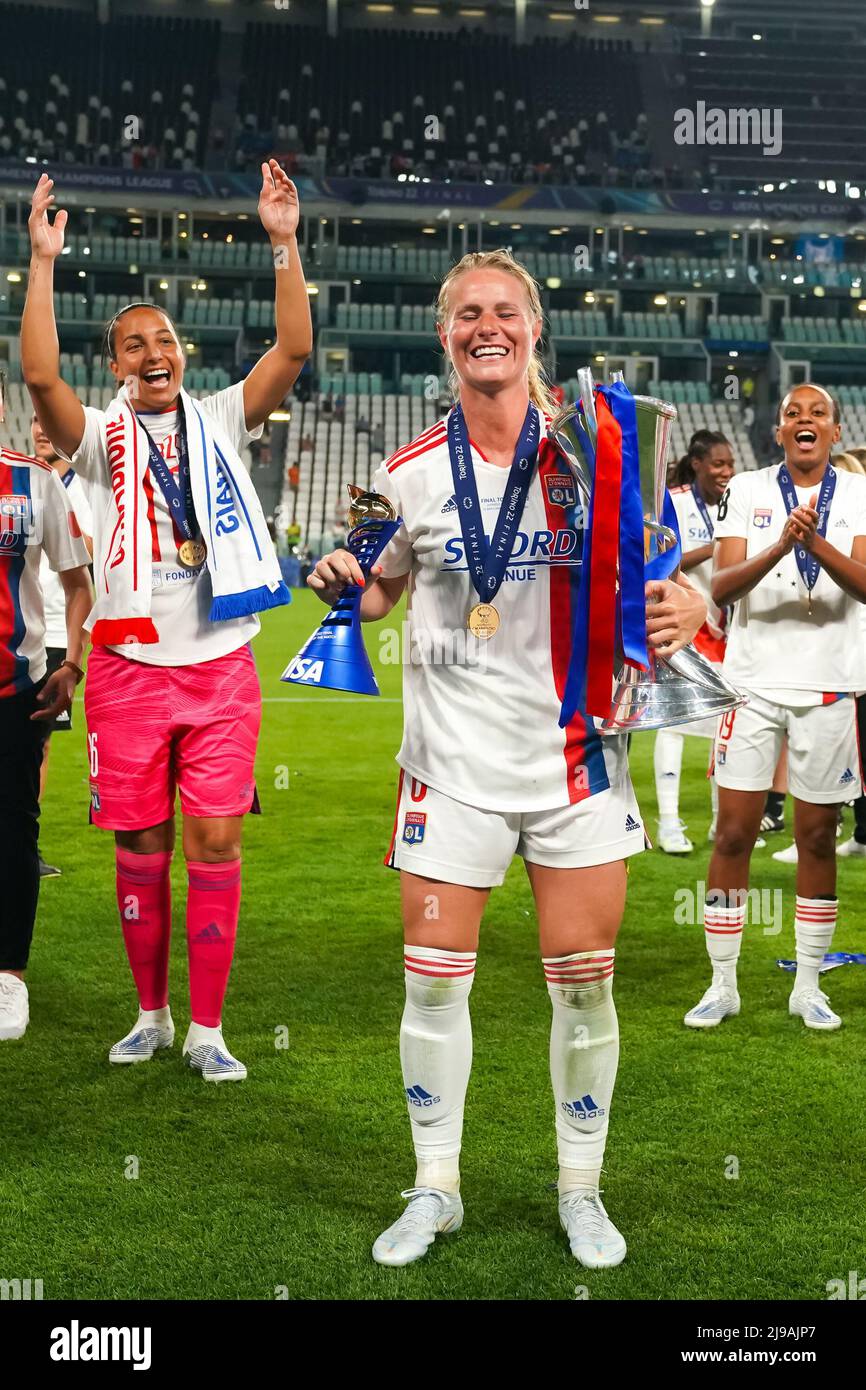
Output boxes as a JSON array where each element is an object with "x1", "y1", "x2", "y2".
[
  {"x1": 52, "y1": 406, "x2": 108, "y2": 485},
  {"x1": 66, "y1": 474, "x2": 93, "y2": 538},
  {"x1": 370, "y1": 461, "x2": 412, "y2": 579},
  {"x1": 200, "y1": 382, "x2": 265, "y2": 457},
  {"x1": 850, "y1": 475, "x2": 866, "y2": 539},
  {"x1": 39, "y1": 468, "x2": 92, "y2": 573},
  {"x1": 712, "y1": 472, "x2": 750, "y2": 541}
]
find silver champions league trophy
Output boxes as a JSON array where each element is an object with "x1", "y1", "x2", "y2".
[{"x1": 549, "y1": 367, "x2": 745, "y2": 733}]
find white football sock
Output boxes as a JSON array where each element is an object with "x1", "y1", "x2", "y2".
[
  {"x1": 401, "y1": 945, "x2": 476, "y2": 1194},
  {"x1": 185, "y1": 1021, "x2": 225, "y2": 1048},
  {"x1": 544, "y1": 951, "x2": 618, "y2": 1195},
  {"x1": 655, "y1": 729, "x2": 684, "y2": 824},
  {"x1": 793, "y1": 896, "x2": 837, "y2": 993},
  {"x1": 703, "y1": 899, "x2": 745, "y2": 988},
  {"x1": 138, "y1": 1006, "x2": 171, "y2": 1027}
]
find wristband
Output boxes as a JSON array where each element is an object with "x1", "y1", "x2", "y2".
[{"x1": 60, "y1": 659, "x2": 85, "y2": 685}]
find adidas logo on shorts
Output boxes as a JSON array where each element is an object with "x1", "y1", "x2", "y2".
[
  {"x1": 625, "y1": 814, "x2": 641, "y2": 832},
  {"x1": 839, "y1": 768, "x2": 855, "y2": 785}
]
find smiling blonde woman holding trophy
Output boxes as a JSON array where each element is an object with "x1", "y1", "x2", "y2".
[{"x1": 309, "y1": 250, "x2": 707, "y2": 1271}]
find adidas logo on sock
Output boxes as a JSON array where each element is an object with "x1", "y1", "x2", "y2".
[
  {"x1": 194, "y1": 923, "x2": 223, "y2": 942},
  {"x1": 405, "y1": 1084, "x2": 441, "y2": 1107},
  {"x1": 839, "y1": 768, "x2": 855, "y2": 785},
  {"x1": 562, "y1": 1093, "x2": 605, "y2": 1120},
  {"x1": 625, "y1": 814, "x2": 641, "y2": 832}
]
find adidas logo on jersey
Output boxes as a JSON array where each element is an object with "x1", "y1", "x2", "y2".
[
  {"x1": 839, "y1": 768, "x2": 856, "y2": 785},
  {"x1": 405, "y1": 1084, "x2": 440, "y2": 1107},
  {"x1": 563, "y1": 1093, "x2": 605, "y2": 1121},
  {"x1": 835, "y1": 518, "x2": 849, "y2": 528},
  {"x1": 625, "y1": 813, "x2": 641, "y2": 832},
  {"x1": 440, "y1": 494, "x2": 458, "y2": 513}
]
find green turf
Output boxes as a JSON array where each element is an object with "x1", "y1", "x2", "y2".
[{"x1": 2, "y1": 591, "x2": 864, "y2": 1301}]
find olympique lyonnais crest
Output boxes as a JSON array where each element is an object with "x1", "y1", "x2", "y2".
[
  {"x1": 0, "y1": 494, "x2": 30, "y2": 550},
  {"x1": 752, "y1": 508, "x2": 772, "y2": 529},
  {"x1": 403, "y1": 811, "x2": 427, "y2": 844},
  {"x1": 545, "y1": 474, "x2": 576, "y2": 508}
]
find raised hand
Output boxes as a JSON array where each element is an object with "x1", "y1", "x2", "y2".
[
  {"x1": 258, "y1": 158, "x2": 300, "y2": 245},
  {"x1": 28, "y1": 174, "x2": 67, "y2": 260},
  {"x1": 780, "y1": 493, "x2": 819, "y2": 553}
]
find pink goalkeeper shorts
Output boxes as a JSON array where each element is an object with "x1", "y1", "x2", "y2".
[{"x1": 84, "y1": 643, "x2": 262, "y2": 830}]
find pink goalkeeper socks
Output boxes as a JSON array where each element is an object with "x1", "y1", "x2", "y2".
[
  {"x1": 115, "y1": 848, "x2": 173, "y2": 1011},
  {"x1": 185, "y1": 860, "x2": 241, "y2": 1028}
]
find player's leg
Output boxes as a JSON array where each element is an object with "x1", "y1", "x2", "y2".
[
  {"x1": 174, "y1": 645, "x2": 262, "y2": 1083},
  {"x1": 0, "y1": 681, "x2": 45, "y2": 1040},
  {"x1": 687, "y1": 697, "x2": 780, "y2": 1027},
  {"x1": 654, "y1": 728, "x2": 692, "y2": 853},
  {"x1": 762, "y1": 741, "x2": 788, "y2": 836},
  {"x1": 839, "y1": 695, "x2": 866, "y2": 857},
  {"x1": 520, "y1": 766, "x2": 643, "y2": 1269},
  {"x1": 785, "y1": 699, "x2": 855, "y2": 1030},
  {"x1": 85, "y1": 649, "x2": 177, "y2": 1063},
  {"x1": 373, "y1": 779, "x2": 509, "y2": 1267}
]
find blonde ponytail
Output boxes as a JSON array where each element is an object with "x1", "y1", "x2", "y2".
[{"x1": 435, "y1": 249, "x2": 558, "y2": 418}]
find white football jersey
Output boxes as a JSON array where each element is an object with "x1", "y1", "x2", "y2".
[
  {"x1": 0, "y1": 447, "x2": 91, "y2": 698},
  {"x1": 40, "y1": 471, "x2": 93, "y2": 648},
  {"x1": 371, "y1": 407, "x2": 629, "y2": 813},
  {"x1": 670, "y1": 483, "x2": 726, "y2": 662},
  {"x1": 58, "y1": 381, "x2": 262, "y2": 666},
  {"x1": 714, "y1": 462, "x2": 866, "y2": 703}
]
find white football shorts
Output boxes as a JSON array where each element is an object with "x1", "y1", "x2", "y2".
[
  {"x1": 385, "y1": 771, "x2": 646, "y2": 887},
  {"x1": 713, "y1": 692, "x2": 861, "y2": 802}
]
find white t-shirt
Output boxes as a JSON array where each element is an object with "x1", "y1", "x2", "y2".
[
  {"x1": 670, "y1": 483, "x2": 726, "y2": 663},
  {"x1": 40, "y1": 470, "x2": 93, "y2": 648},
  {"x1": 371, "y1": 408, "x2": 628, "y2": 813},
  {"x1": 714, "y1": 462, "x2": 866, "y2": 704},
  {"x1": 59, "y1": 382, "x2": 262, "y2": 666},
  {"x1": 0, "y1": 448, "x2": 91, "y2": 697}
]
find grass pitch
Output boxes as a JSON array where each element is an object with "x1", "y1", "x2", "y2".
[{"x1": 2, "y1": 591, "x2": 864, "y2": 1302}]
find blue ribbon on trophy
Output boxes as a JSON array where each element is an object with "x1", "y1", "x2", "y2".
[
  {"x1": 281, "y1": 485, "x2": 402, "y2": 695},
  {"x1": 560, "y1": 380, "x2": 676, "y2": 727},
  {"x1": 548, "y1": 367, "x2": 741, "y2": 734}
]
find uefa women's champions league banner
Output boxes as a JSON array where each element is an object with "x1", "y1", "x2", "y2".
[{"x1": 0, "y1": 160, "x2": 860, "y2": 221}]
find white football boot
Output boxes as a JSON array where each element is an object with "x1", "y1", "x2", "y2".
[
  {"x1": 772, "y1": 842, "x2": 798, "y2": 864},
  {"x1": 658, "y1": 820, "x2": 693, "y2": 855},
  {"x1": 372, "y1": 1187, "x2": 464, "y2": 1267},
  {"x1": 109, "y1": 1009, "x2": 175, "y2": 1064},
  {"x1": 837, "y1": 836, "x2": 866, "y2": 858},
  {"x1": 789, "y1": 986, "x2": 841, "y2": 1031},
  {"x1": 684, "y1": 980, "x2": 741, "y2": 1028},
  {"x1": 559, "y1": 1189, "x2": 626, "y2": 1269},
  {"x1": 182, "y1": 1024, "x2": 247, "y2": 1082},
  {"x1": 0, "y1": 975, "x2": 29, "y2": 1041}
]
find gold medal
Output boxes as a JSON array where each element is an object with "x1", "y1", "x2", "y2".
[
  {"x1": 467, "y1": 603, "x2": 500, "y2": 639},
  {"x1": 177, "y1": 538, "x2": 207, "y2": 568}
]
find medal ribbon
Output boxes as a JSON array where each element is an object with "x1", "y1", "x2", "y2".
[
  {"x1": 690, "y1": 481, "x2": 715, "y2": 539},
  {"x1": 777, "y1": 462, "x2": 836, "y2": 594},
  {"x1": 141, "y1": 400, "x2": 199, "y2": 546},
  {"x1": 447, "y1": 401, "x2": 540, "y2": 606}
]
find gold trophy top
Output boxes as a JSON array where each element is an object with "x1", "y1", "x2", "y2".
[{"x1": 346, "y1": 483, "x2": 396, "y2": 529}]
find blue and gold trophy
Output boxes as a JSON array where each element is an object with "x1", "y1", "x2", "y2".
[{"x1": 280, "y1": 484, "x2": 402, "y2": 695}]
